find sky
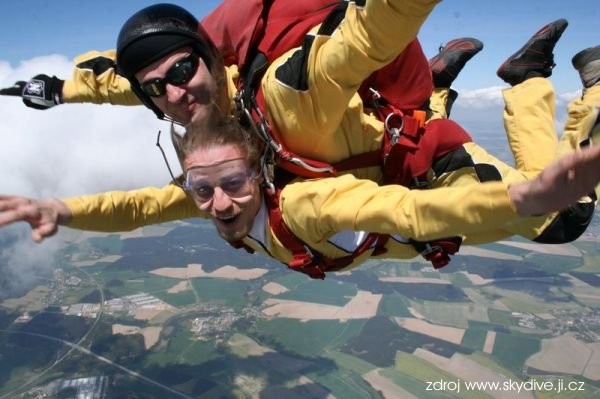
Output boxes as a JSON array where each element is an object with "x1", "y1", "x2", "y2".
[
  {"x1": 0, "y1": 0, "x2": 598, "y2": 293},
  {"x1": 0, "y1": 0, "x2": 597, "y2": 92}
]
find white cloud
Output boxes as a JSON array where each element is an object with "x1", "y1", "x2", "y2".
[
  {"x1": 0, "y1": 55, "x2": 181, "y2": 198},
  {"x1": 452, "y1": 86, "x2": 505, "y2": 109},
  {"x1": 0, "y1": 55, "x2": 181, "y2": 297},
  {"x1": 0, "y1": 56, "x2": 590, "y2": 297},
  {"x1": 557, "y1": 89, "x2": 583, "y2": 105}
]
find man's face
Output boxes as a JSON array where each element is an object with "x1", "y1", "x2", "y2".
[
  {"x1": 135, "y1": 47, "x2": 217, "y2": 124},
  {"x1": 183, "y1": 144, "x2": 262, "y2": 242}
]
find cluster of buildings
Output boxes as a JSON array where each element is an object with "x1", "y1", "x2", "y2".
[{"x1": 21, "y1": 376, "x2": 108, "y2": 399}]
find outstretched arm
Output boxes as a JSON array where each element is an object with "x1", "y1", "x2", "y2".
[
  {"x1": 0, "y1": 196, "x2": 72, "y2": 242},
  {"x1": 283, "y1": 142, "x2": 600, "y2": 243},
  {"x1": 0, "y1": 184, "x2": 202, "y2": 243},
  {"x1": 0, "y1": 50, "x2": 141, "y2": 109}
]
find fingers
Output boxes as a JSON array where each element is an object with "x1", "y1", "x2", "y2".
[
  {"x1": 31, "y1": 222, "x2": 58, "y2": 243},
  {"x1": 0, "y1": 196, "x2": 39, "y2": 227},
  {"x1": 0, "y1": 196, "x2": 65, "y2": 244},
  {"x1": 510, "y1": 144, "x2": 600, "y2": 216},
  {"x1": 0, "y1": 81, "x2": 26, "y2": 96},
  {"x1": 560, "y1": 144, "x2": 600, "y2": 190},
  {"x1": 553, "y1": 145, "x2": 600, "y2": 200}
]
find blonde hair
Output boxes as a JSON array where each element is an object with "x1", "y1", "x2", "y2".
[{"x1": 172, "y1": 111, "x2": 265, "y2": 172}]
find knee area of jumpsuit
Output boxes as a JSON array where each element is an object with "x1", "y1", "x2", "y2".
[{"x1": 533, "y1": 200, "x2": 596, "y2": 244}]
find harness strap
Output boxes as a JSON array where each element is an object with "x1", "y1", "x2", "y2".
[
  {"x1": 264, "y1": 187, "x2": 388, "y2": 279},
  {"x1": 230, "y1": 0, "x2": 467, "y2": 273},
  {"x1": 410, "y1": 237, "x2": 462, "y2": 269},
  {"x1": 254, "y1": 87, "x2": 431, "y2": 179}
]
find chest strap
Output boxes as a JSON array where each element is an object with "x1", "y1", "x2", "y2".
[{"x1": 265, "y1": 188, "x2": 388, "y2": 279}]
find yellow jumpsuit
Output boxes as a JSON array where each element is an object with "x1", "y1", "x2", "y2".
[{"x1": 55, "y1": 0, "x2": 599, "y2": 263}]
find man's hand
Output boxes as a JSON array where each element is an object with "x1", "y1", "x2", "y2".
[
  {"x1": 509, "y1": 143, "x2": 600, "y2": 216},
  {"x1": 0, "y1": 196, "x2": 72, "y2": 242},
  {"x1": 0, "y1": 74, "x2": 64, "y2": 110}
]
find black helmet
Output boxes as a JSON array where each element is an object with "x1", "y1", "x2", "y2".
[{"x1": 116, "y1": 3, "x2": 220, "y2": 119}]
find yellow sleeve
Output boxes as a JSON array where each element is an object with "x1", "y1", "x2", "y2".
[
  {"x1": 280, "y1": 175, "x2": 518, "y2": 243},
  {"x1": 264, "y1": 0, "x2": 440, "y2": 139},
  {"x1": 61, "y1": 50, "x2": 142, "y2": 105},
  {"x1": 63, "y1": 183, "x2": 203, "y2": 232}
]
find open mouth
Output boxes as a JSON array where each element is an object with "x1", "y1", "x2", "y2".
[{"x1": 216, "y1": 214, "x2": 239, "y2": 225}]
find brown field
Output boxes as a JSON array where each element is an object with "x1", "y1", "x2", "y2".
[
  {"x1": 458, "y1": 246, "x2": 522, "y2": 261},
  {"x1": 497, "y1": 241, "x2": 581, "y2": 257},
  {"x1": 118, "y1": 228, "x2": 144, "y2": 239},
  {"x1": 525, "y1": 333, "x2": 600, "y2": 379},
  {"x1": 262, "y1": 282, "x2": 288, "y2": 295},
  {"x1": 112, "y1": 324, "x2": 162, "y2": 349},
  {"x1": 227, "y1": 333, "x2": 274, "y2": 357},
  {"x1": 460, "y1": 271, "x2": 494, "y2": 286},
  {"x1": 394, "y1": 318, "x2": 465, "y2": 345},
  {"x1": 120, "y1": 225, "x2": 175, "y2": 238},
  {"x1": 167, "y1": 280, "x2": 189, "y2": 293},
  {"x1": 262, "y1": 290, "x2": 381, "y2": 320},
  {"x1": 150, "y1": 264, "x2": 268, "y2": 280},
  {"x1": 0, "y1": 285, "x2": 51, "y2": 312},
  {"x1": 362, "y1": 369, "x2": 417, "y2": 399},
  {"x1": 415, "y1": 349, "x2": 534, "y2": 399},
  {"x1": 72, "y1": 254, "x2": 122, "y2": 267},
  {"x1": 483, "y1": 331, "x2": 496, "y2": 354},
  {"x1": 410, "y1": 301, "x2": 489, "y2": 327},
  {"x1": 233, "y1": 374, "x2": 265, "y2": 398},
  {"x1": 379, "y1": 277, "x2": 450, "y2": 284},
  {"x1": 583, "y1": 343, "x2": 600, "y2": 381},
  {"x1": 408, "y1": 307, "x2": 425, "y2": 319},
  {"x1": 133, "y1": 306, "x2": 175, "y2": 321},
  {"x1": 571, "y1": 287, "x2": 600, "y2": 307}
]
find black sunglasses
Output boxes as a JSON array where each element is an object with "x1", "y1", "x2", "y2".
[{"x1": 139, "y1": 54, "x2": 199, "y2": 97}]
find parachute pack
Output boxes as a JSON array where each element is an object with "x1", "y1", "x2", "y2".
[{"x1": 201, "y1": 0, "x2": 470, "y2": 278}]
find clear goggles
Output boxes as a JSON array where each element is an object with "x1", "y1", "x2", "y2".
[{"x1": 183, "y1": 159, "x2": 258, "y2": 203}]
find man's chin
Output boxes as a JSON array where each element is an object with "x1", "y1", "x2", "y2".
[
  {"x1": 214, "y1": 223, "x2": 249, "y2": 243},
  {"x1": 166, "y1": 112, "x2": 191, "y2": 125},
  {"x1": 218, "y1": 230, "x2": 247, "y2": 243}
]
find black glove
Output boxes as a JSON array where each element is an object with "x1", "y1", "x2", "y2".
[{"x1": 0, "y1": 74, "x2": 64, "y2": 110}]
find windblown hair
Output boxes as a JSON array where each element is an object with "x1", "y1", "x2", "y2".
[{"x1": 171, "y1": 111, "x2": 265, "y2": 173}]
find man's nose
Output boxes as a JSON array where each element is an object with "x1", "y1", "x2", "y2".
[
  {"x1": 165, "y1": 83, "x2": 187, "y2": 103},
  {"x1": 211, "y1": 187, "x2": 233, "y2": 211}
]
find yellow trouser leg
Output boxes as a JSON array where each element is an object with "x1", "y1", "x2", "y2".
[
  {"x1": 556, "y1": 84, "x2": 600, "y2": 157},
  {"x1": 502, "y1": 77, "x2": 558, "y2": 177},
  {"x1": 428, "y1": 87, "x2": 449, "y2": 120}
]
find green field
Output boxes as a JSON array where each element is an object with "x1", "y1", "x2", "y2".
[
  {"x1": 190, "y1": 278, "x2": 252, "y2": 308},
  {"x1": 460, "y1": 327, "x2": 487, "y2": 350},
  {"x1": 3, "y1": 221, "x2": 600, "y2": 398},
  {"x1": 492, "y1": 331, "x2": 540, "y2": 375},
  {"x1": 253, "y1": 319, "x2": 366, "y2": 357},
  {"x1": 488, "y1": 308, "x2": 519, "y2": 327},
  {"x1": 410, "y1": 301, "x2": 481, "y2": 328},
  {"x1": 154, "y1": 289, "x2": 198, "y2": 307},
  {"x1": 378, "y1": 293, "x2": 412, "y2": 317}
]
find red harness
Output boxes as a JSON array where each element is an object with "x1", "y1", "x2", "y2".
[{"x1": 203, "y1": 0, "x2": 469, "y2": 278}]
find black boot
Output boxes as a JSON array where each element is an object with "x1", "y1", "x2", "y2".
[
  {"x1": 497, "y1": 19, "x2": 568, "y2": 86},
  {"x1": 429, "y1": 38, "x2": 483, "y2": 88}
]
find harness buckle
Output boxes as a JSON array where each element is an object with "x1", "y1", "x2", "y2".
[
  {"x1": 419, "y1": 244, "x2": 451, "y2": 269},
  {"x1": 420, "y1": 243, "x2": 442, "y2": 257},
  {"x1": 384, "y1": 112, "x2": 404, "y2": 146},
  {"x1": 289, "y1": 249, "x2": 325, "y2": 280}
]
